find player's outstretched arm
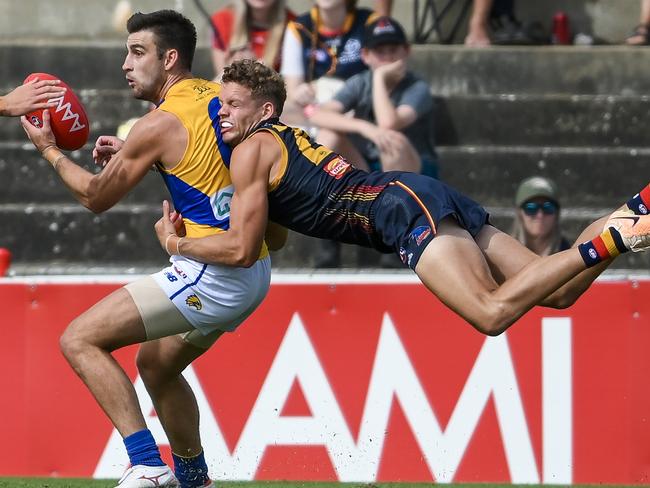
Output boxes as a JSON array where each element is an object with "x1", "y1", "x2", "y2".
[
  {"x1": 21, "y1": 109, "x2": 168, "y2": 213},
  {"x1": 0, "y1": 78, "x2": 65, "y2": 117},
  {"x1": 156, "y1": 133, "x2": 278, "y2": 267}
]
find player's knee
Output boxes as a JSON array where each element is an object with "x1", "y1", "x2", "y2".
[
  {"x1": 59, "y1": 320, "x2": 87, "y2": 364},
  {"x1": 136, "y1": 349, "x2": 169, "y2": 387},
  {"x1": 472, "y1": 301, "x2": 512, "y2": 336},
  {"x1": 544, "y1": 287, "x2": 578, "y2": 310}
]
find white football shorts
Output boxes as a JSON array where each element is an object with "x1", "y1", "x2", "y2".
[{"x1": 126, "y1": 255, "x2": 270, "y2": 343}]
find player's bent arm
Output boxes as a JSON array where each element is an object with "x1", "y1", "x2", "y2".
[
  {"x1": 265, "y1": 221, "x2": 288, "y2": 251},
  {"x1": 23, "y1": 110, "x2": 170, "y2": 213},
  {"x1": 176, "y1": 135, "x2": 277, "y2": 267}
]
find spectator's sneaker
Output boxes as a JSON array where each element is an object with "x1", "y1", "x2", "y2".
[
  {"x1": 605, "y1": 211, "x2": 650, "y2": 252},
  {"x1": 115, "y1": 465, "x2": 180, "y2": 487}
]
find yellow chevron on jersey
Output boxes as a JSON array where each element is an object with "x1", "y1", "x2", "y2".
[
  {"x1": 262, "y1": 124, "x2": 336, "y2": 191},
  {"x1": 157, "y1": 78, "x2": 268, "y2": 259}
]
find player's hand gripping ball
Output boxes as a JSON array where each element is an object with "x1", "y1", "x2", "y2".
[{"x1": 23, "y1": 73, "x2": 89, "y2": 150}]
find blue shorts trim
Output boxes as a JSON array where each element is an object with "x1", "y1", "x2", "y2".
[{"x1": 170, "y1": 263, "x2": 208, "y2": 300}]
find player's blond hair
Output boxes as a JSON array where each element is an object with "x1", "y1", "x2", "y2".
[{"x1": 222, "y1": 59, "x2": 287, "y2": 116}]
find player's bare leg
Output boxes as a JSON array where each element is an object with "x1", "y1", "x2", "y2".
[
  {"x1": 476, "y1": 180, "x2": 650, "y2": 307},
  {"x1": 137, "y1": 335, "x2": 219, "y2": 487},
  {"x1": 136, "y1": 336, "x2": 215, "y2": 455},
  {"x1": 415, "y1": 218, "x2": 602, "y2": 336},
  {"x1": 475, "y1": 215, "x2": 611, "y2": 308},
  {"x1": 59, "y1": 288, "x2": 149, "y2": 436}
]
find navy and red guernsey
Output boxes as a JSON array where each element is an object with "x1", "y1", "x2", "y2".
[
  {"x1": 251, "y1": 119, "x2": 489, "y2": 269},
  {"x1": 253, "y1": 119, "x2": 399, "y2": 252}
]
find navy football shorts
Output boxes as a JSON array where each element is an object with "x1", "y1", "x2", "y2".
[{"x1": 372, "y1": 173, "x2": 489, "y2": 270}]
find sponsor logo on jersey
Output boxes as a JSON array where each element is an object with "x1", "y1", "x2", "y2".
[
  {"x1": 185, "y1": 294, "x2": 202, "y2": 311},
  {"x1": 325, "y1": 157, "x2": 351, "y2": 179}
]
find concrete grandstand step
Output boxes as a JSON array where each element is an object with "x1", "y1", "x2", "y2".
[
  {"x1": 0, "y1": 203, "x2": 168, "y2": 265},
  {"x1": 437, "y1": 145, "x2": 650, "y2": 208},
  {"x1": 5, "y1": 92, "x2": 650, "y2": 149},
  {"x1": 0, "y1": 44, "x2": 215, "y2": 91},
  {"x1": 0, "y1": 144, "x2": 169, "y2": 204},
  {"x1": 272, "y1": 221, "x2": 650, "y2": 271},
  {"x1": 435, "y1": 94, "x2": 650, "y2": 147},
  {"x1": 0, "y1": 89, "x2": 150, "y2": 143},
  {"x1": 3, "y1": 204, "x2": 649, "y2": 271},
  {"x1": 4, "y1": 44, "x2": 650, "y2": 96},
  {"x1": 3, "y1": 144, "x2": 649, "y2": 208},
  {"x1": 416, "y1": 46, "x2": 650, "y2": 96}
]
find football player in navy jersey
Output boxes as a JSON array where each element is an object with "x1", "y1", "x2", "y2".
[{"x1": 156, "y1": 59, "x2": 650, "y2": 339}]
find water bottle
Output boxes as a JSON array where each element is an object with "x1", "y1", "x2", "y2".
[{"x1": 552, "y1": 11, "x2": 571, "y2": 45}]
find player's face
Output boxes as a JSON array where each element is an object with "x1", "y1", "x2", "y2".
[
  {"x1": 123, "y1": 30, "x2": 166, "y2": 101},
  {"x1": 218, "y1": 83, "x2": 268, "y2": 146}
]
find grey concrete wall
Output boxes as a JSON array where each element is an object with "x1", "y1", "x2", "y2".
[{"x1": 0, "y1": 0, "x2": 641, "y2": 44}]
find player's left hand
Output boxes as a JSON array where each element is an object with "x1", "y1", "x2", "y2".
[
  {"x1": 155, "y1": 200, "x2": 186, "y2": 250},
  {"x1": 20, "y1": 109, "x2": 57, "y2": 153}
]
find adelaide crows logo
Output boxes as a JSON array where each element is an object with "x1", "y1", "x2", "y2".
[{"x1": 185, "y1": 294, "x2": 202, "y2": 311}]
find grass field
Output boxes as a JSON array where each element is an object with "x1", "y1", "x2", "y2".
[{"x1": 0, "y1": 481, "x2": 639, "y2": 488}]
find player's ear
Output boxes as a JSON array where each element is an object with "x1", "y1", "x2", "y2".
[
  {"x1": 163, "y1": 48, "x2": 179, "y2": 70},
  {"x1": 260, "y1": 101, "x2": 275, "y2": 121}
]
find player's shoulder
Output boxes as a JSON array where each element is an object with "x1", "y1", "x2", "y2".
[
  {"x1": 234, "y1": 130, "x2": 281, "y2": 166},
  {"x1": 127, "y1": 109, "x2": 182, "y2": 145}
]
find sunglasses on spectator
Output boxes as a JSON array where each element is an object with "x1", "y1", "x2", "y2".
[{"x1": 521, "y1": 201, "x2": 558, "y2": 216}]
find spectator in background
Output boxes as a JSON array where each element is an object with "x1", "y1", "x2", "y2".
[
  {"x1": 309, "y1": 16, "x2": 437, "y2": 268},
  {"x1": 280, "y1": 0, "x2": 377, "y2": 123},
  {"x1": 465, "y1": 0, "x2": 533, "y2": 47},
  {"x1": 626, "y1": 0, "x2": 650, "y2": 45},
  {"x1": 465, "y1": 0, "x2": 493, "y2": 46},
  {"x1": 210, "y1": 0, "x2": 294, "y2": 80},
  {"x1": 309, "y1": 16, "x2": 438, "y2": 177},
  {"x1": 511, "y1": 176, "x2": 571, "y2": 257}
]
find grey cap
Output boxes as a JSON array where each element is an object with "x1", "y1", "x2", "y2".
[{"x1": 515, "y1": 176, "x2": 559, "y2": 207}]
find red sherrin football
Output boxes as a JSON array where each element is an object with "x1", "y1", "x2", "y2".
[{"x1": 23, "y1": 73, "x2": 89, "y2": 151}]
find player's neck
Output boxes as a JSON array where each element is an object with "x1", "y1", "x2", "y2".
[{"x1": 157, "y1": 72, "x2": 193, "y2": 102}]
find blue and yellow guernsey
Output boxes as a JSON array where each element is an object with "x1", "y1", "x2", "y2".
[{"x1": 156, "y1": 78, "x2": 268, "y2": 261}]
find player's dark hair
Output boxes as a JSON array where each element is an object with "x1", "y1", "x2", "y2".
[
  {"x1": 127, "y1": 10, "x2": 197, "y2": 71},
  {"x1": 222, "y1": 59, "x2": 287, "y2": 117}
]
